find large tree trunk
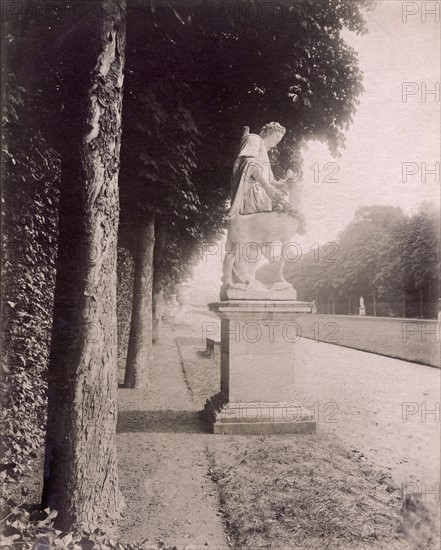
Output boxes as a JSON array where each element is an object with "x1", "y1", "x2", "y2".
[
  {"x1": 152, "y1": 221, "x2": 167, "y2": 344},
  {"x1": 124, "y1": 211, "x2": 155, "y2": 387},
  {"x1": 42, "y1": 0, "x2": 126, "y2": 530}
]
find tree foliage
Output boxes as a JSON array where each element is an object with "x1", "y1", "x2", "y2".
[
  {"x1": 118, "y1": 0, "x2": 375, "y2": 292},
  {"x1": 1, "y1": 76, "x2": 60, "y2": 482}
]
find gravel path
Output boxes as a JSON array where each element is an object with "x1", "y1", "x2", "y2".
[
  {"x1": 292, "y1": 338, "x2": 441, "y2": 528},
  {"x1": 116, "y1": 322, "x2": 229, "y2": 549}
]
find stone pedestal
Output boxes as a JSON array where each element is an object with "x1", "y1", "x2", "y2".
[
  {"x1": 359, "y1": 307, "x2": 366, "y2": 316},
  {"x1": 203, "y1": 300, "x2": 316, "y2": 434}
]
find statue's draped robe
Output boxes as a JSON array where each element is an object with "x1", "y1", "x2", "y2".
[
  {"x1": 223, "y1": 133, "x2": 277, "y2": 287},
  {"x1": 228, "y1": 133, "x2": 275, "y2": 219}
]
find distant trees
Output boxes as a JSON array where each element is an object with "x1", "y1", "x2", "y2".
[
  {"x1": 399, "y1": 205, "x2": 440, "y2": 317},
  {"x1": 270, "y1": 205, "x2": 440, "y2": 318}
]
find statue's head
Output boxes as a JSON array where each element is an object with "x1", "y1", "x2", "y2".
[{"x1": 259, "y1": 122, "x2": 286, "y2": 149}]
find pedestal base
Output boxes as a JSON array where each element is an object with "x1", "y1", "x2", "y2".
[
  {"x1": 203, "y1": 300, "x2": 316, "y2": 435},
  {"x1": 221, "y1": 286, "x2": 297, "y2": 301},
  {"x1": 204, "y1": 393, "x2": 316, "y2": 435}
]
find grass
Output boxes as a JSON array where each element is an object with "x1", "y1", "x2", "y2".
[
  {"x1": 207, "y1": 435, "x2": 437, "y2": 549},
  {"x1": 291, "y1": 314, "x2": 439, "y2": 368}
]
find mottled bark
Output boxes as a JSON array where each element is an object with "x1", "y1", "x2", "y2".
[
  {"x1": 152, "y1": 288, "x2": 164, "y2": 344},
  {"x1": 124, "y1": 211, "x2": 155, "y2": 388},
  {"x1": 152, "y1": 221, "x2": 166, "y2": 344},
  {"x1": 42, "y1": 0, "x2": 126, "y2": 531}
]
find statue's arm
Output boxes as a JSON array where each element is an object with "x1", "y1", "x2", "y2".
[
  {"x1": 272, "y1": 169, "x2": 296, "y2": 193},
  {"x1": 246, "y1": 163, "x2": 292, "y2": 200},
  {"x1": 252, "y1": 168, "x2": 279, "y2": 200},
  {"x1": 272, "y1": 180, "x2": 290, "y2": 193}
]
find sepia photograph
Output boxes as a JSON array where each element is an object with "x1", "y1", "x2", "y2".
[{"x1": 1, "y1": 0, "x2": 440, "y2": 548}]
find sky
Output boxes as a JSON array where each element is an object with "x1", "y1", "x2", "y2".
[
  {"x1": 301, "y1": 0, "x2": 440, "y2": 246},
  {"x1": 190, "y1": 0, "x2": 440, "y2": 300}
]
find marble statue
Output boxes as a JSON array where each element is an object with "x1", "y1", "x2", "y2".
[
  {"x1": 221, "y1": 123, "x2": 305, "y2": 299},
  {"x1": 359, "y1": 296, "x2": 365, "y2": 308}
]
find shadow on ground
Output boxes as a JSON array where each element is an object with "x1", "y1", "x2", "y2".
[{"x1": 117, "y1": 410, "x2": 207, "y2": 434}]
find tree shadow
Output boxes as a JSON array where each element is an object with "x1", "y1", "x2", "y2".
[{"x1": 117, "y1": 409, "x2": 207, "y2": 434}]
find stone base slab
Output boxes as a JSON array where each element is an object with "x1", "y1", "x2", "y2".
[
  {"x1": 203, "y1": 393, "x2": 316, "y2": 435},
  {"x1": 209, "y1": 300, "x2": 314, "y2": 317},
  {"x1": 221, "y1": 286, "x2": 298, "y2": 301}
]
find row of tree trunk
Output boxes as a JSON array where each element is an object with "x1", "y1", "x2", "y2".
[
  {"x1": 43, "y1": 0, "x2": 127, "y2": 531},
  {"x1": 43, "y1": 0, "x2": 170, "y2": 529}
]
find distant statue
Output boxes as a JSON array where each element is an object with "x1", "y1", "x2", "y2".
[
  {"x1": 359, "y1": 296, "x2": 365, "y2": 308},
  {"x1": 221, "y1": 123, "x2": 305, "y2": 297},
  {"x1": 312, "y1": 299, "x2": 317, "y2": 314},
  {"x1": 359, "y1": 296, "x2": 366, "y2": 316}
]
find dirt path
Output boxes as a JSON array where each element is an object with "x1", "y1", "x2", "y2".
[{"x1": 116, "y1": 321, "x2": 229, "y2": 549}]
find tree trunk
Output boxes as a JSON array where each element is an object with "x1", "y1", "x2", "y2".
[
  {"x1": 42, "y1": 0, "x2": 126, "y2": 530},
  {"x1": 373, "y1": 293, "x2": 377, "y2": 316},
  {"x1": 152, "y1": 221, "x2": 167, "y2": 344},
  {"x1": 152, "y1": 288, "x2": 164, "y2": 344},
  {"x1": 402, "y1": 293, "x2": 405, "y2": 317},
  {"x1": 124, "y1": 211, "x2": 155, "y2": 387},
  {"x1": 420, "y1": 287, "x2": 423, "y2": 319}
]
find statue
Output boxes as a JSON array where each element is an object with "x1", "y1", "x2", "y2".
[
  {"x1": 359, "y1": 296, "x2": 365, "y2": 308},
  {"x1": 221, "y1": 123, "x2": 305, "y2": 299},
  {"x1": 359, "y1": 296, "x2": 366, "y2": 316}
]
